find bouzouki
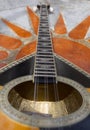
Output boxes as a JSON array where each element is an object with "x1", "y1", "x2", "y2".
[{"x1": 0, "y1": 4, "x2": 90, "y2": 130}]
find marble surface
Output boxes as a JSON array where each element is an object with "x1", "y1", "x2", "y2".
[{"x1": 0, "y1": 0, "x2": 90, "y2": 36}]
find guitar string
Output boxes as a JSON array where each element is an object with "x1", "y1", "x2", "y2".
[
  {"x1": 33, "y1": 4, "x2": 63, "y2": 130},
  {"x1": 47, "y1": 5, "x2": 64, "y2": 130}
]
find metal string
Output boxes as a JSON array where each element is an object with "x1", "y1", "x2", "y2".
[{"x1": 33, "y1": 4, "x2": 64, "y2": 130}]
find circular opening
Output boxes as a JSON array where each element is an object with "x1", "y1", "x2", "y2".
[{"x1": 8, "y1": 81, "x2": 83, "y2": 118}]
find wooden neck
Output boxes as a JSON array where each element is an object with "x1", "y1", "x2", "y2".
[{"x1": 34, "y1": 4, "x2": 56, "y2": 84}]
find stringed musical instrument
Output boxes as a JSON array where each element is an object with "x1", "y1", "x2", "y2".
[{"x1": 0, "y1": 3, "x2": 90, "y2": 130}]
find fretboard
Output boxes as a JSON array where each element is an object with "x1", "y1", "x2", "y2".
[{"x1": 34, "y1": 4, "x2": 56, "y2": 84}]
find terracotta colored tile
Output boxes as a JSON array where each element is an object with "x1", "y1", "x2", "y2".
[
  {"x1": 27, "y1": 6, "x2": 39, "y2": 35},
  {"x1": 0, "y1": 50, "x2": 8, "y2": 60},
  {"x1": 0, "y1": 111, "x2": 39, "y2": 130},
  {"x1": 54, "y1": 13, "x2": 67, "y2": 34},
  {"x1": 0, "y1": 63, "x2": 7, "y2": 68},
  {"x1": 87, "y1": 88, "x2": 90, "y2": 93},
  {"x1": 0, "y1": 35, "x2": 22, "y2": 50},
  {"x1": 53, "y1": 37, "x2": 90, "y2": 73},
  {"x1": 1, "y1": 18, "x2": 32, "y2": 38},
  {"x1": 0, "y1": 85, "x2": 3, "y2": 90},
  {"x1": 88, "y1": 39, "x2": 90, "y2": 42},
  {"x1": 16, "y1": 41, "x2": 36, "y2": 59},
  {"x1": 69, "y1": 16, "x2": 90, "y2": 39}
]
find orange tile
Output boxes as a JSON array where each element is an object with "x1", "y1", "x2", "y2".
[
  {"x1": 0, "y1": 85, "x2": 3, "y2": 90},
  {"x1": 27, "y1": 6, "x2": 39, "y2": 35},
  {"x1": 1, "y1": 18, "x2": 32, "y2": 38},
  {"x1": 16, "y1": 41, "x2": 36, "y2": 59},
  {"x1": 88, "y1": 39, "x2": 90, "y2": 42},
  {"x1": 0, "y1": 111, "x2": 39, "y2": 130},
  {"x1": 54, "y1": 13, "x2": 67, "y2": 34},
  {"x1": 87, "y1": 88, "x2": 90, "y2": 93},
  {"x1": 0, "y1": 50, "x2": 8, "y2": 60},
  {"x1": 0, "y1": 35, "x2": 22, "y2": 50},
  {"x1": 53, "y1": 37, "x2": 90, "y2": 73},
  {"x1": 69, "y1": 16, "x2": 90, "y2": 39}
]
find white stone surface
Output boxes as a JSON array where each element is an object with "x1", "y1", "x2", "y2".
[{"x1": 0, "y1": 0, "x2": 90, "y2": 37}]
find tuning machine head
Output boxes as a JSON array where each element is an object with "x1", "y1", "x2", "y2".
[
  {"x1": 32, "y1": 6, "x2": 38, "y2": 12},
  {"x1": 33, "y1": 4, "x2": 54, "y2": 13},
  {"x1": 49, "y1": 7, "x2": 54, "y2": 13}
]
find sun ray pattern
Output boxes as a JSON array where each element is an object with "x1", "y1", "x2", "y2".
[
  {"x1": 16, "y1": 41, "x2": 36, "y2": 59},
  {"x1": 53, "y1": 37, "x2": 90, "y2": 73},
  {"x1": 0, "y1": 50, "x2": 8, "y2": 60},
  {"x1": 69, "y1": 16, "x2": 90, "y2": 39},
  {"x1": 54, "y1": 13, "x2": 67, "y2": 34},
  {"x1": 27, "y1": 6, "x2": 39, "y2": 35},
  {"x1": 1, "y1": 18, "x2": 32, "y2": 38},
  {"x1": 0, "y1": 6, "x2": 90, "y2": 76},
  {"x1": 0, "y1": 34, "x2": 22, "y2": 50}
]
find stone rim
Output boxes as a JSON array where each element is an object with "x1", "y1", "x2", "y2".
[{"x1": 0, "y1": 75, "x2": 90, "y2": 128}]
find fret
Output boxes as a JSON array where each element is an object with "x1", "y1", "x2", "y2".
[
  {"x1": 35, "y1": 68, "x2": 55, "y2": 72},
  {"x1": 39, "y1": 28, "x2": 49, "y2": 31},
  {"x1": 37, "y1": 51, "x2": 53, "y2": 54},
  {"x1": 39, "y1": 23, "x2": 48, "y2": 26},
  {"x1": 36, "y1": 60, "x2": 54, "y2": 63},
  {"x1": 38, "y1": 37, "x2": 51, "y2": 41},
  {"x1": 35, "y1": 71, "x2": 55, "y2": 75},
  {"x1": 37, "y1": 45, "x2": 52, "y2": 48},
  {"x1": 36, "y1": 55, "x2": 53, "y2": 58},
  {"x1": 34, "y1": 4, "x2": 56, "y2": 83},
  {"x1": 40, "y1": 19, "x2": 48, "y2": 21},
  {"x1": 37, "y1": 46, "x2": 52, "y2": 49},
  {"x1": 35, "y1": 72, "x2": 56, "y2": 76},
  {"x1": 35, "y1": 64, "x2": 55, "y2": 68},
  {"x1": 35, "y1": 69, "x2": 56, "y2": 74},
  {"x1": 39, "y1": 31, "x2": 49, "y2": 33},
  {"x1": 37, "y1": 42, "x2": 52, "y2": 45},
  {"x1": 38, "y1": 34, "x2": 50, "y2": 37},
  {"x1": 37, "y1": 41, "x2": 52, "y2": 48},
  {"x1": 39, "y1": 27, "x2": 49, "y2": 30},
  {"x1": 35, "y1": 63, "x2": 55, "y2": 67},
  {"x1": 39, "y1": 29, "x2": 49, "y2": 31},
  {"x1": 37, "y1": 48, "x2": 52, "y2": 51},
  {"x1": 34, "y1": 74, "x2": 56, "y2": 77},
  {"x1": 40, "y1": 21, "x2": 48, "y2": 24},
  {"x1": 36, "y1": 57, "x2": 54, "y2": 61},
  {"x1": 35, "y1": 67, "x2": 55, "y2": 71},
  {"x1": 38, "y1": 34, "x2": 51, "y2": 37},
  {"x1": 39, "y1": 25, "x2": 49, "y2": 28},
  {"x1": 36, "y1": 60, "x2": 53, "y2": 64},
  {"x1": 36, "y1": 52, "x2": 53, "y2": 56},
  {"x1": 35, "y1": 68, "x2": 55, "y2": 71}
]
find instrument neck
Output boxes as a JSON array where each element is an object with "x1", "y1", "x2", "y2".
[{"x1": 34, "y1": 4, "x2": 56, "y2": 84}]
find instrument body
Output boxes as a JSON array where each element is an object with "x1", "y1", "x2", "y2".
[{"x1": 0, "y1": 3, "x2": 90, "y2": 130}]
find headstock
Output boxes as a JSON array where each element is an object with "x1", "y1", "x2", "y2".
[{"x1": 33, "y1": 4, "x2": 54, "y2": 13}]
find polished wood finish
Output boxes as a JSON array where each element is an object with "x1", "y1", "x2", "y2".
[
  {"x1": 54, "y1": 13, "x2": 67, "y2": 34},
  {"x1": 0, "y1": 111, "x2": 39, "y2": 130},
  {"x1": 1, "y1": 18, "x2": 32, "y2": 38},
  {"x1": 0, "y1": 50, "x2": 8, "y2": 60},
  {"x1": 16, "y1": 41, "x2": 36, "y2": 59},
  {"x1": 53, "y1": 37, "x2": 90, "y2": 73},
  {"x1": 0, "y1": 34, "x2": 22, "y2": 50},
  {"x1": 27, "y1": 6, "x2": 39, "y2": 35},
  {"x1": 69, "y1": 16, "x2": 90, "y2": 39}
]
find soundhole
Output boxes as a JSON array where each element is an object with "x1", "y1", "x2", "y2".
[{"x1": 8, "y1": 81, "x2": 83, "y2": 118}]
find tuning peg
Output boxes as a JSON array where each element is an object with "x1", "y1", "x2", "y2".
[
  {"x1": 49, "y1": 7, "x2": 54, "y2": 13},
  {"x1": 32, "y1": 6, "x2": 38, "y2": 12}
]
